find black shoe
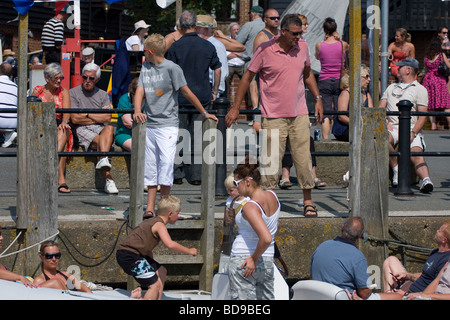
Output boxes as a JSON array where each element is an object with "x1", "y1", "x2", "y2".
[
  {"x1": 191, "y1": 180, "x2": 201, "y2": 185},
  {"x1": 173, "y1": 178, "x2": 183, "y2": 185}
]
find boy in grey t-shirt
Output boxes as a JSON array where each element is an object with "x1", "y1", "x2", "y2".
[{"x1": 133, "y1": 34, "x2": 217, "y2": 216}]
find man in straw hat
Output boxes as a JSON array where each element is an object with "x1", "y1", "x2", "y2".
[{"x1": 196, "y1": 15, "x2": 228, "y2": 97}]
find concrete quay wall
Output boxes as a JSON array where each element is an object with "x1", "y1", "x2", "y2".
[{"x1": 1, "y1": 216, "x2": 446, "y2": 288}]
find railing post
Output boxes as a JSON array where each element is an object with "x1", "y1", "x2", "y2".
[
  {"x1": 213, "y1": 97, "x2": 230, "y2": 196},
  {"x1": 395, "y1": 100, "x2": 414, "y2": 196}
]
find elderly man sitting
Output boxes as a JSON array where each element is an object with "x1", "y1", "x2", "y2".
[{"x1": 69, "y1": 63, "x2": 118, "y2": 194}]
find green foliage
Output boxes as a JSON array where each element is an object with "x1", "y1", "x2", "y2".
[{"x1": 125, "y1": 0, "x2": 236, "y2": 35}]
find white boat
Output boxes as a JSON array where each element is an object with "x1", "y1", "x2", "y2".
[
  {"x1": 0, "y1": 264, "x2": 290, "y2": 300},
  {"x1": 290, "y1": 280, "x2": 349, "y2": 300}
]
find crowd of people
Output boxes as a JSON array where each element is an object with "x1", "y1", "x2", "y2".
[{"x1": 0, "y1": 4, "x2": 450, "y2": 301}]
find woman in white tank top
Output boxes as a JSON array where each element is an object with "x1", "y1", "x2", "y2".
[{"x1": 228, "y1": 158, "x2": 280, "y2": 300}]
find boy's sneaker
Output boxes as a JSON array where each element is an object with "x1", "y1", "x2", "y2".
[
  {"x1": 420, "y1": 179, "x2": 433, "y2": 194},
  {"x1": 96, "y1": 157, "x2": 112, "y2": 170},
  {"x1": 1, "y1": 131, "x2": 17, "y2": 148},
  {"x1": 104, "y1": 179, "x2": 118, "y2": 194}
]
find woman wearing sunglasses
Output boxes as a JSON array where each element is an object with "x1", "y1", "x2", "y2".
[
  {"x1": 33, "y1": 240, "x2": 92, "y2": 293},
  {"x1": 32, "y1": 63, "x2": 73, "y2": 194},
  {"x1": 228, "y1": 157, "x2": 280, "y2": 300},
  {"x1": 332, "y1": 65, "x2": 373, "y2": 142}
]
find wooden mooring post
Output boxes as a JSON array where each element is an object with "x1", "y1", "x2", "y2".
[
  {"x1": 16, "y1": 102, "x2": 59, "y2": 276},
  {"x1": 348, "y1": 0, "x2": 389, "y2": 283}
]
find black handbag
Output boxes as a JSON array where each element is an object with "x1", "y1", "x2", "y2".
[{"x1": 438, "y1": 53, "x2": 450, "y2": 77}]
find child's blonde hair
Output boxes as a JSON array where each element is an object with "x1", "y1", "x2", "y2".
[
  {"x1": 157, "y1": 195, "x2": 181, "y2": 215},
  {"x1": 144, "y1": 33, "x2": 166, "y2": 56},
  {"x1": 224, "y1": 174, "x2": 235, "y2": 189}
]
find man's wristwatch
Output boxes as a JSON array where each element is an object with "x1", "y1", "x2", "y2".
[
  {"x1": 315, "y1": 95, "x2": 323, "y2": 100},
  {"x1": 411, "y1": 130, "x2": 418, "y2": 137},
  {"x1": 86, "y1": 113, "x2": 89, "y2": 118}
]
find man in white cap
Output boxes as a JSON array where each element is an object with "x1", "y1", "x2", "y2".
[
  {"x1": 126, "y1": 20, "x2": 150, "y2": 51},
  {"x1": 82, "y1": 47, "x2": 95, "y2": 64},
  {"x1": 41, "y1": 4, "x2": 70, "y2": 64},
  {"x1": 379, "y1": 57, "x2": 434, "y2": 193}
]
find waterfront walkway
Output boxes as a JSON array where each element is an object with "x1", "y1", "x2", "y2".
[{"x1": 0, "y1": 125, "x2": 448, "y2": 223}]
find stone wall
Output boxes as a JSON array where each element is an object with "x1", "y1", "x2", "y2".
[{"x1": 0, "y1": 216, "x2": 446, "y2": 290}]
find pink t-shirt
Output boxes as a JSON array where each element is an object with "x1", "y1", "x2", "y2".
[
  {"x1": 247, "y1": 38, "x2": 311, "y2": 118},
  {"x1": 318, "y1": 41, "x2": 344, "y2": 81}
]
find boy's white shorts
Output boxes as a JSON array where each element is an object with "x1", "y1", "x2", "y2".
[{"x1": 144, "y1": 126, "x2": 178, "y2": 187}]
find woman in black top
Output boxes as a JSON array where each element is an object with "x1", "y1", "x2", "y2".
[{"x1": 33, "y1": 240, "x2": 92, "y2": 293}]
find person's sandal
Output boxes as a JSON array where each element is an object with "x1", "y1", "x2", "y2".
[
  {"x1": 314, "y1": 178, "x2": 327, "y2": 189},
  {"x1": 303, "y1": 204, "x2": 318, "y2": 218},
  {"x1": 143, "y1": 211, "x2": 155, "y2": 220},
  {"x1": 279, "y1": 179, "x2": 292, "y2": 189}
]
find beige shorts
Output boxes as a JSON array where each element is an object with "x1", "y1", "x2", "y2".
[{"x1": 260, "y1": 116, "x2": 314, "y2": 190}]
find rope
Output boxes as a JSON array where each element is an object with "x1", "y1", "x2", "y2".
[
  {"x1": 366, "y1": 234, "x2": 434, "y2": 255},
  {"x1": 0, "y1": 230, "x2": 22, "y2": 257},
  {"x1": 0, "y1": 231, "x2": 59, "y2": 259},
  {"x1": 56, "y1": 219, "x2": 129, "y2": 268}
]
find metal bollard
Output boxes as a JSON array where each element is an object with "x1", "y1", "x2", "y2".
[
  {"x1": 394, "y1": 100, "x2": 414, "y2": 196},
  {"x1": 213, "y1": 97, "x2": 230, "y2": 196}
]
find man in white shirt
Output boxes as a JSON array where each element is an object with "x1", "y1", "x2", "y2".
[
  {"x1": 0, "y1": 62, "x2": 17, "y2": 148},
  {"x1": 379, "y1": 57, "x2": 433, "y2": 193}
]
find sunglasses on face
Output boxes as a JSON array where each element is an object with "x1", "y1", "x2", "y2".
[
  {"x1": 266, "y1": 16, "x2": 280, "y2": 20},
  {"x1": 44, "y1": 252, "x2": 62, "y2": 260},
  {"x1": 233, "y1": 177, "x2": 253, "y2": 187},
  {"x1": 144, "y1": 48, "x2": 155, "y2": 53},
  {"x1": 362, "y1": 74, "x2": 370, "y2": 79},
  {"x1": 285, "y1": 30, "x2": 303, "y2": 36},
  {"x1": 82, "y1": 75, "x2": 96, "y2": 81},
  {"x1": 233, "y1": 178, "x2": 243, "y2": 187}
]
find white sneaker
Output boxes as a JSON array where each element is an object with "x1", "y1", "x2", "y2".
[
  {"x1": 420, "y1": 179, "x2": 433, "y2": 194},
  {"x1": 104, "y1": 179, "x2": 118, "y2": 194},
  {"x1": 343, "y1": 171, "x2": 350, "y2": 182},
  {"x1": 392, "y1": 168, "x2": 398, "y2": 187},
  {"x1": 1, "y1": 131, "x2": 17, "y2": 148},
  {"x1": 96, "y1": 157, "x2": 112, "y2": 170}
]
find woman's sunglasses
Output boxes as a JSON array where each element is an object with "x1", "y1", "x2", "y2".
[{"x1": 44, "y1": 252, "x2": 62, "y2": 260}]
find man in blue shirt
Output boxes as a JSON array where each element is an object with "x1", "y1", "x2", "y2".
[
  {"x1": 310, "y1": 217, "x2": 374, "y2": 299},
  {"x1": 167, "y1": 10, "x2": 221, "y2": 186}
]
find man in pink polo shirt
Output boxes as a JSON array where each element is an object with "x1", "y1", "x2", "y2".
[{"x1": 226, "y1": 14, "x2": 323, "y2": 217}]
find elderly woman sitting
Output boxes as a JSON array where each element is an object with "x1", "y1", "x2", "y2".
[
  {"x1": 332, "y1": 65, "x2": 373, "y2": 141},
  {"x1": 32, "y1": 63, "x2": 73, "y2": 193}
]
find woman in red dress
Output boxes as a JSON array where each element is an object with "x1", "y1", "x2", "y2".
[{"x1": 388, "y1": 28, "x2": 415, "y2": 79}]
